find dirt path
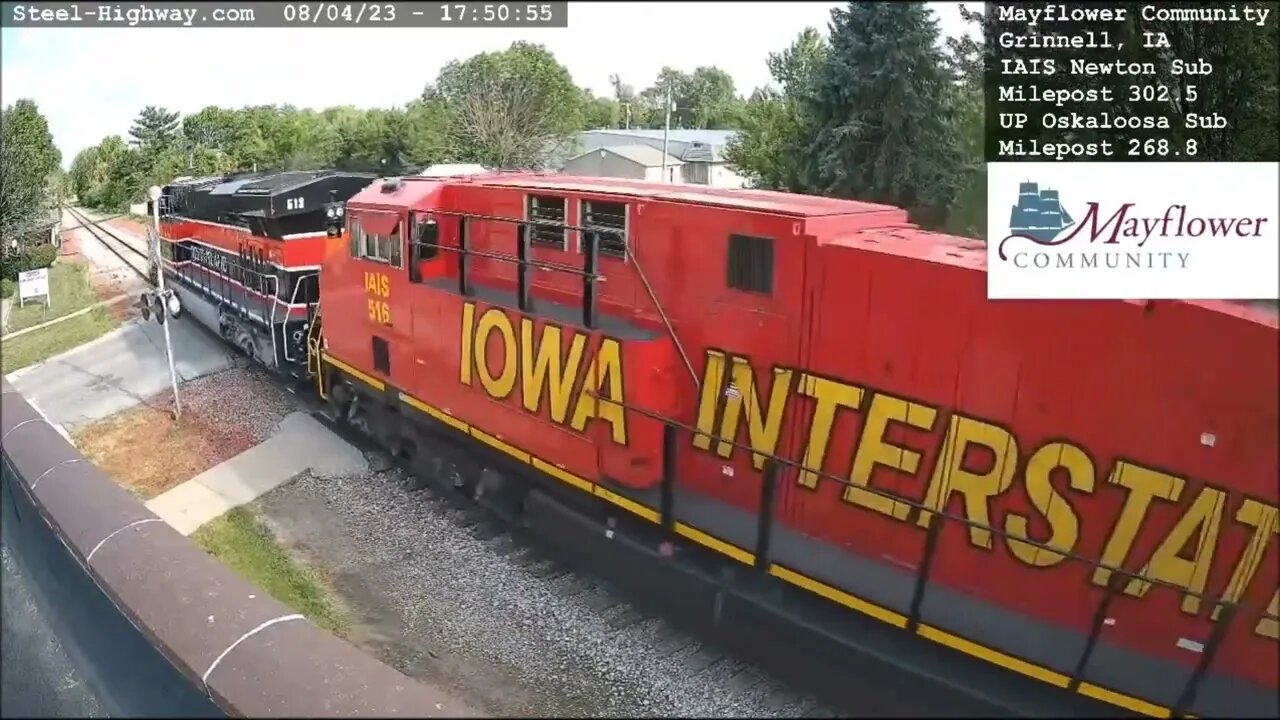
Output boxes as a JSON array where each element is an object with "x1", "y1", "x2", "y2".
[{"x1": 72, "y1": 365, "x2": 294, "y2": 500}]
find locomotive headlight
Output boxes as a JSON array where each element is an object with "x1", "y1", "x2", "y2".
[{"x1": 326, "y1": 207, "x2": 338, "y2": 219}]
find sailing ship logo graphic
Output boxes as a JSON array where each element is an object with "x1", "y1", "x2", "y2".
[
  {"x1": 1009, "y1": 182, "x2": 1074, "y2": 242},
  {"x1": 998, "y1": 181, "x2": 1077, "y2": 260}
]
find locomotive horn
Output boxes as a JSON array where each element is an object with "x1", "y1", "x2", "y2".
[{"x1": 138, "y1": 295, "x2": 152, "y2": 322}]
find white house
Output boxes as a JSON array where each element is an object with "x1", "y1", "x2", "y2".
[
  {"x1": 567, "y1": 129, "x2": 747, "y2": 188},
  {"x1": 560, "y1": 144, "x2": 684, "y2": 183}
]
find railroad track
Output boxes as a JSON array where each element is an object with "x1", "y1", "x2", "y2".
[{"x1": 62, "y1": 206, "x2": 154, "y2": 287}]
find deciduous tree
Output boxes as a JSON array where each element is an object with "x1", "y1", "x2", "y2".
[
  {"x1": 726, "y1": 28, "x2": 827, "y2": 191},
  {"x1": 1, "y1": 99, "x2": 62, "y2": 242},
  {"x1": 435, "y1": 42, "x2": 585, "y2": 168}
]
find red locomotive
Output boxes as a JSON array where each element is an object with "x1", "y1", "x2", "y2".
[{"x1": 157, "y1": 169, "x2": 1278, "y2": 719}]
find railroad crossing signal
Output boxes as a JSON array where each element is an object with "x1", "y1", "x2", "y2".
[{"x1": 138, "y1": 289, "x2": 181, "y2": 324}]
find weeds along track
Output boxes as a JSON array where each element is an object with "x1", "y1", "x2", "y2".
[{"x1": 63, "y1": 206, "x2": 154, "y2": 287}]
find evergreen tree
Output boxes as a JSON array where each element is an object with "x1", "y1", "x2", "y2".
[
  {"x1": 128, "y1": 105, "x2": 181, "y2": 152},
  {"x1": 807, "y1": 2, "x2": 964, "y2": 223}
]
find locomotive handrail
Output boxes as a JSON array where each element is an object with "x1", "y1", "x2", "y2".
[
  {"x1": 640, "y1": 415, "x2": 1269, "y2": 717},
  {"x1": 412, "y1": 240, "x2": 601, "y2": 280},
  {"x1": 622, "y1": 241, "x2": 701, "y2": 394},
  {"x1": 595, "y1": 390, "x2": 1267, "y2": 615},
  {"x1": 280, "y1": 271, "x2": 317, "y2": 364},
  {"x1": 426, "y1": 208, "x2": 621, "y2": 239},
  {"x1": 410, "y1": 208, "x2": 615, "y2": 328},
  {"x1": 413, "y1": 208, "x2": 701, "y2": 390}
]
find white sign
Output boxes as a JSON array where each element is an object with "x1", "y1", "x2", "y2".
[
  {"x1": 18, "y1": 267, "x2": 50, "y2": 307},
  {"x1": 986, "y1": 162, "x2": 1279, "y2": 300}
]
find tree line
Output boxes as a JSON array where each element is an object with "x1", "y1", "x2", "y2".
[
  {"x1": 63, "y1": 3, "x2": 993, "y2": 235},
  {"x1": 63, "y1": 40, "x2": 753, "y2": 215},
  {"x1": 1, "y1": 98, "x2": 63, "y2": 294},
  {"x1": 9, "y1": 1, "x2": 1275, "y2": 259}
]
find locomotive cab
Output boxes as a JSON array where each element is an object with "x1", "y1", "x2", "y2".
[{"x1": 406, "y1": 212, "x2": 441, "y2": 284}]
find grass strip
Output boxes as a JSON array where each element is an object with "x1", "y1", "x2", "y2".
[{"x1": 192, "y1": 507, "x2": 347, "y2": 635}]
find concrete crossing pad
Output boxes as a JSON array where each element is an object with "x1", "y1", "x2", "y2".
[{"x1": 145, "y1": 412, "x2": 367, "y2": 536}]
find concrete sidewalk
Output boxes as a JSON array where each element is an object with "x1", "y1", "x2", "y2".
[{"x1": 145, "y1": 412, "x2": 367, "y2": 536}]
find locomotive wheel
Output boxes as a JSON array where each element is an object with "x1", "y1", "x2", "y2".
[
  {"x1": 327, "y1": 381, "x2": 355, "y2": 423},
  {"x1": 396, "y1": 439, "x2": 429, "y2": 490},
  {"x1": 235, "y1": 330, "x2": 256, "y2": 361},
  {"x1": 151, "y1": 295, "x2": 166, "y2": 324}
]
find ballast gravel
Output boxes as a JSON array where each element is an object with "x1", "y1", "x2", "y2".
[
  {"x1": 260, "y1": 465, "x2": 836, "y2": 718},
  {"x1": 170, "y1": 363, "x2": 298, "y2": 443},
  {"x1": 205, "y1": 370, "x2": 834, "y2": 716}
]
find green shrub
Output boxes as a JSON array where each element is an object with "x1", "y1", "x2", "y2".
[
  {"x1": 0, "y1": 242, "x2": 58, "y2": 281},
  {"x1": 0, "y1": 278, "x2": 14, "y2": 299},
  {"x1": 24, "y1": 243, "x2": 57, "y2": 270}
]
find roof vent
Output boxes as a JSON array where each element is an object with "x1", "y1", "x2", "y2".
[{"x1": 381, "y1": 177, "x2": 403, "y2": 193}]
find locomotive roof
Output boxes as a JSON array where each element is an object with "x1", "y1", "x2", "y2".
[
  {"x1": 211, "y1": 169, "x2": 375, "y2": 197},
  {"x1": 165, "y1": 169, "x2": 374, "y2": 197},
  {"x1": 167, "y1": 174, "x2": 230, "y2": 189},
  {"x1": 833, "y1": 225, "x2": 1277, "y2": 326},
  {"x1": 468, "y1": 174, "x2": 898, "y2": 218},
  {"x1": 349, "y1": 172, "x2": 912, "y2": 225},
  {"x1": 343, "y1": 173, "x2": 1278, "y2": 328}
]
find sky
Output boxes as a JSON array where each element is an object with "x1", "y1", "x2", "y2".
[{"x1": 0, "y1": 2, "x2": 973, "y2": 167}]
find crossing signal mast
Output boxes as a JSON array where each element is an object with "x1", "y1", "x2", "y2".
[{"x1": 142, "y1": 184, "x2": 183, "y2": 419}]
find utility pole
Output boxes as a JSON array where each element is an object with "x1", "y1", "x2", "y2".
[
  {"x1": 149, "y1": 186, "x2": 182, "y2": 419},
  {"x1": 660, "y1": 84, "x2": 673, "y2": 183}
]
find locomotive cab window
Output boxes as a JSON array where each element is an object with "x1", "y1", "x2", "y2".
[
  {"x1": 414, "y1": 215, "x2": 440, "y2": 262},
  {"x1": 349, "y1": 219, "x2": 363, "y2": 257},
  {"x1": 526, "y1": 194, "x2": 568, "y2": 250},
  {"x1": 581, "y1": 199, "x2": 628, "y2": 259},
  {"x1": 352, "y1": 214, "x2": 403, "y2": 269},
  {"x1": 727, "y1": 233, "x2": 774, "y2": 296},
  {"x1": 408, "y1": 214, "x2": 439, "y2": 284}
]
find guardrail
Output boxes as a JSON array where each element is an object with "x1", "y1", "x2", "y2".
[{"x1": 0, "y1": 377, "x2": 479, "y2": 718}]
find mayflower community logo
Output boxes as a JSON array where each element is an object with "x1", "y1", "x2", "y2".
[
  {"x1": 1008, "y1": 182, "x2": 1074, "y2": 243},
  {"x1": 996, "y1": 180, "x2": 1272, "y2": 271}
]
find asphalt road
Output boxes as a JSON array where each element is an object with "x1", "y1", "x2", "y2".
[
  {"x1": 0, "y1": 544, "x2": 104, "y2": 718},
  {"x1": 6, "y1": 318, "x2": 234, "y2": 430}
]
